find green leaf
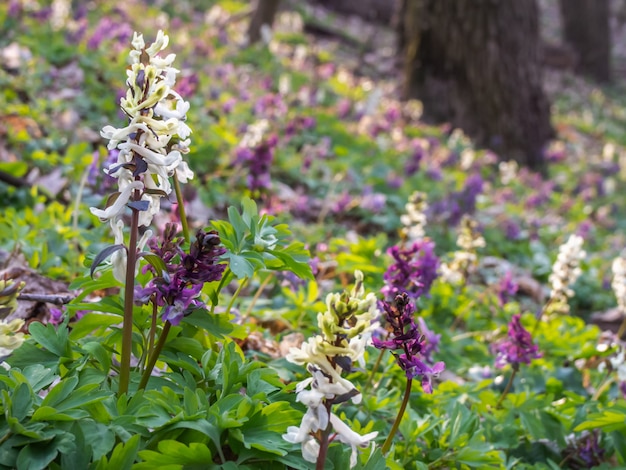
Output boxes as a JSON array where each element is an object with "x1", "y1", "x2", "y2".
[
  {"x1": 16, "y1": 441, "x2": 59, "y2": 470},
  {"x1": 0, "y1": 161, "x2": 28, "y2": 177},
  {"x1": 83, "y1": 341, "x2": 112, "y2": 372},
  {"x1": 40, "y1": 376, "x2": 78, "y2": 408},
  {"x1": 138, "y1": 252, "x2": 167, "y2": 277},
  {"x1": 96, "y1": 434, "x2": 140, "y2": 470},
  {"x1": 575, "y1": 410, "x2": 626, "y2": 432},
  {"x1": 227, "y1": 205, "x2": 248, "y2": 242},
  {"x1": 235, "y1": 402, "x2": 300, "y2": 455},
  {"x1": 7, "y1": 341, "x2": 60, "y2": 369},
  {"x1": 31, "y1": 406, "x2": 78, "y2": 421},
  {"x1": 455, "y1": 446, "x2": 503, "y2": 467},
  {"x1": 246, "y1": 368, "x2": 281, "y2": 399},
  {"x1": 80, "y1": 421, "x2": 115, "y2": 461},
  {"x1": 28, "y1": 322, "x2": 69, "y2": 357},
  {"x1": 136, "y1": 440, "x2": 213, "y2": 469},
  {"x1": 69, "y1": 313, "x2": 122, "y2": 340},
  {"x1": 10, "y1": 382, "x2": 32, "y2": 421},
  {"x1": 182, "y1": 308, "x2": 233, "y2": 339},
  {"x1": 224, "y1": 252, "x2": 254, "y2": 279},
  {"x1": 266, "y1": 248, "x2": 313, "y2": 279},
  {"x1": 240, "y1": 197, "x2": 258, "y2": 227},
  {"x1": 21, "y1": 364, "x2": 57, "y2": 393},
  {"x1": 90, "y1": 244, "x2": 126, "y2": 278}
]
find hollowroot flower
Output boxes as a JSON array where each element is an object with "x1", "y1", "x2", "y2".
[
  {"x1": 0, "y1": 279, "x2": 25, "y2": 319},
  {"x1": 0, "y1": 318, "x2": 25, "y2": 359},
  {"x1": 382, "y1": 239, "x2": 439, "y2": 301},
  {"x1": 374, "y1": 293, "x2": 445, "y2": 393},
  {"x1": 235, "y1": 120, "x2": 277, "y2": 193},
  {"x1": 400, "y1": 191, "x2": 428, "y2": 242},
  {"x1": 89, "y1": 30, "x2": 193, "y2": 282},
  {"x1": 283, "y1": 271, "x2": 378, "y2": 468},
  {"x1": 440, "y1": 215, "x2": 485, "y2": 285},
  {"x1": 612, "y1": 255, "x2": 626, "y2": 315},
  {"x1": 135, "y1": 224, "x2": 226, "y2": 325},
  {"x1": 492, "y1": 314, "x2": 542, "y2": 369},
  {"x1": 548, "y1": 234, "x2": 585, "y2": 314}
]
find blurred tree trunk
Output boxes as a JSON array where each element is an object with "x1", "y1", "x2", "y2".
[
  {"x1": 559, "y1": 0, "x2": 611, "y2": 82},
  {"x1": 401, "y1": 0, "x2": 553, "y2": 173},
  {"x1": 248, "y1": 0, "x2": 281, "y2": 44}
]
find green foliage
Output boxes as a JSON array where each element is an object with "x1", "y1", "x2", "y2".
[{"x1": 212, "y1": 197, "x2": 313, "y2": 280}]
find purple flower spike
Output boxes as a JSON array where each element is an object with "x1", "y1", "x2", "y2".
[
  {"x1": 417, "y1": 317, "x2": 441, "y2": 364},
  {"x1": 382, "y1": 240, "x2": 439, "y2": 301},
  {"x1": 374, "y1": 293, "x2": 445, "y2": 393},
  {"x1": 493, "y1": 314, "x2": 542, "y2": 369},
  {"x1": 497, "y1": 271, "x2": 518, "y2": 306},
  {"x1": 138, "y1": 225, "x2": 226, "y2": 325}
]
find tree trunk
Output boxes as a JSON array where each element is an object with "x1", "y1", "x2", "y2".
[
  {"x1": 248, "y1": 0, "x2": 281, "y2": 44},
  {"x1": 559, "y1": 0, "x2": 611, "y2": 82},
  {"x1": 402, "y1": 0, "x2": 554, "y2": 173}
]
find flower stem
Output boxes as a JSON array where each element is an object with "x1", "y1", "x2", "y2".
[
  {"x1": 144, "y1": 298, "x2": 158, "y2": 369},
  {"x1": 316, "y1": 402, "x2": 334, "y2": 470},
  {"x1": 138, "y1": 321, "x2": 172, "y2": 390},
  {"x1": 224, "y1": 277, "x2": 249, "y2": 316},
  {"x1": 119, "y1": 206, "x2": 140, "y2": 396},
  {"x1": 592, "y1": 370, "x2": 615, "y2": 401},
  {"x1": 382, "y1": 378, "x2": 413, "y2": 455},
  {"x1": 173, "y1": 173, "x2": 190, "y2": 243},
  {"x1": 496, "y1": 367, "x2": 517, "y2": 409},
  {"x1": 242, "y1": 272, "x2": 274, "y2": 321},
  {"x1": 210, "y1": 268, "x2": 232, "y2": 314}
]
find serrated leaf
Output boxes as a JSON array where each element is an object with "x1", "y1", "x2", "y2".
[{"x1": 90, "y1": 244, "x2": 126, "y2": 278}]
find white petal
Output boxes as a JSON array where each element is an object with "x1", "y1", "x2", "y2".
[
  {"x1": 90, "y1": 181, "x2": 143, "y2": 221},
  {"x1": 123, "y1": 143, "x2": 182, "y2": 168},
  {"x1": 301, "y1": 438, "x2": 320, "y2": 463}
]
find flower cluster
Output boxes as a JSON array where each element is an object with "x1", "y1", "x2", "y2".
[
  {"x1": 612, "y1": 255, "x2": 626, "y2": 314},
  {"x1": 381, "y1": 239, "x2": 439, "y2": 301},
  {"x1": 548, "y1": 234, "x2": 585, "y2": 314},
  {"x1": 373, "y1": 293, "x2": 445, "y2": 392},
  {"x1": 492, "y1": 314, "x2": 542, "y2": 369},
  {"x1": 90, "y1": 30, "x2": 193, "y2": 282},
  {"x1": 0, "y1": 279, "x2": 25, "y2": 360},
  {"x1": 400, "y1": 191, "x2": 428, "y2": 242},
  {"x1": 498, "y1": 160, "x2": 518, "y2": 185},
  {"x1": 0, "y1": 318, "x2": 25, "y2": 360},
  {"x1": 440, "y1": 215, "x2": 485, "y2": 285},
  {"x1": 235, "y1": 119, "x2": 277, "y2": 192},
  {"x1": 0, "y1": 278, "x2": 24, "y2": 320},
  {"x1": 563, "y1": 431, "x2": 606, "y2": 469},
  {"x1": 135, "y1": 225, "x2": 226, "y2": 325},
  {"x1": 283, "y1": 271, "x2": 379, "y2": 468},
  {"x1": 497, "y1": 271, "x2": 519, "y2": 306}
]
